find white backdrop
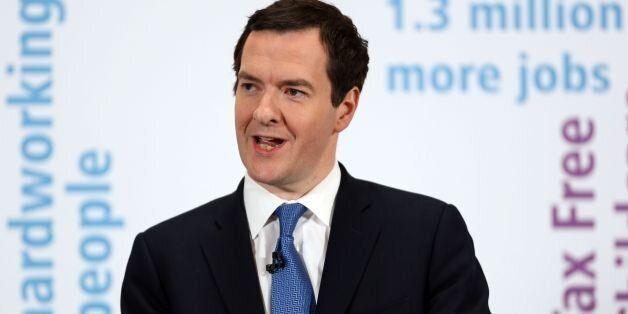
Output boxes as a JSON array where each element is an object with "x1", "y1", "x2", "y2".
[{"x1": 1, "y1": 0, "x2": 627, "y2": 313}]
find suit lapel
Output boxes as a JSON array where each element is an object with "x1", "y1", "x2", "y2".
[
  {"x1": 316, "y1": 164, "x2": 382, "y2": 313},
  {"x1": 200, "y1": 180, "x2": 265, "y2": 314}
]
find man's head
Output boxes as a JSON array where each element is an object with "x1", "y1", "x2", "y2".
[
  {"x1": 233, "y1": 0, "x2": 369, "y2": 107},
  {"x1": 233, "y1": 0, "x2": 369, "y2": 199}
]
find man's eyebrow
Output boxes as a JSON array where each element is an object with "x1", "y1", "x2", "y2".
[
  {"x1": 278, "y1": 79, "x2": 314, "y2": 91},
  {"x1": 237, "y1": 71, "x2": 263, "y2": 84},
  {"x1": 238, "y1": 71, "x2": 315, "y2": 91}
]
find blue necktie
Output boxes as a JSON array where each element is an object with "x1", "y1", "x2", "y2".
[{"x1": 271, "y1": 203, "x2": 315, "y2": 314}]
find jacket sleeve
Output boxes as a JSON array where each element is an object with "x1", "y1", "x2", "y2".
[
  {"x1": 427, "y1": 204, "x2": 491, "y2": 313},
  {"x1": 121, "y1": 232, "x2": 170, "y2": 314}
]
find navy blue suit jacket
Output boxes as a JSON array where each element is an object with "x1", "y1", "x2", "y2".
[{"x1": 121, "y1": 164, "x2": 491, "y2": 313}]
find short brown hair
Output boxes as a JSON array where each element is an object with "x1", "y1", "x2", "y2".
[{"x1": 233, "y1": 0, "x2": 369, "y2": 107}]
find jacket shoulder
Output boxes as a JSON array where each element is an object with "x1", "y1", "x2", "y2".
[
  {"x1": 140, "y1": 190, "x2": 237, "y2": 245},
  {"x1": 358, "y1": 178, "x2": 451, "y2": 219}
]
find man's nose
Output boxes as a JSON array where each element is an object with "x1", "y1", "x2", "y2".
[{"x1": 252, "y1": 90, "x2": 281, "y2": 126}]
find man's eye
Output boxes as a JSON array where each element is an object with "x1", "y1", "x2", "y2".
[
  {"x1": 241, "y1": 83, "x2": 256, "y2": 92},
  {"x1": 285, "y1": 88, "x2": 305, "y2": 97}
]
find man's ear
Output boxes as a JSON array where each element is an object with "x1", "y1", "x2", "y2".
[{"x1": 334, "y1": 87, "x2": 360, "y2": 133}]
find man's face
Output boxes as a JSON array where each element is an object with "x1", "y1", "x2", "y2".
[{"x1": 235, "y1": 28, "x2": 346, "y2": 197}]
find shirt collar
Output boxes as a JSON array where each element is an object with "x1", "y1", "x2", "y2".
[{"x1": 243, "y1": 162, "x2": 341, "y2": 239}]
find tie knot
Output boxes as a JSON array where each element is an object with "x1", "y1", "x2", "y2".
[{"x1": 275, "y1": 203, "x2": 307, "y2": 237}]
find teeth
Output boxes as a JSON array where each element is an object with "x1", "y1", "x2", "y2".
[{"x1": 255, "y1": 136, "x2": 284, "y2": 152}]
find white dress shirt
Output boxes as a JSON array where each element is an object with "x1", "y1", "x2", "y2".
[{"x1": 243, "y1": 162, "x2": 341, "y2": 314}]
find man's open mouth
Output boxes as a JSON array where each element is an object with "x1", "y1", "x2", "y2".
[{"x1": 254, "y1": 136, "x2": 286, "y2": 152}]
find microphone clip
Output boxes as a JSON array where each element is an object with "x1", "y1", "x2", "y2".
[{"x1": 266, "y1": 251, "x2": 285, "y2": 274}]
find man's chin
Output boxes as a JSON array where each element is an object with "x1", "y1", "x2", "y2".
[{"x1": 247, "y1": 165, "x2": 283, "y2": 186}]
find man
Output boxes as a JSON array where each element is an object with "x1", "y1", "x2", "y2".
[{"x1": 121, "y1": 0, "x2": 491, "y2": 313}]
